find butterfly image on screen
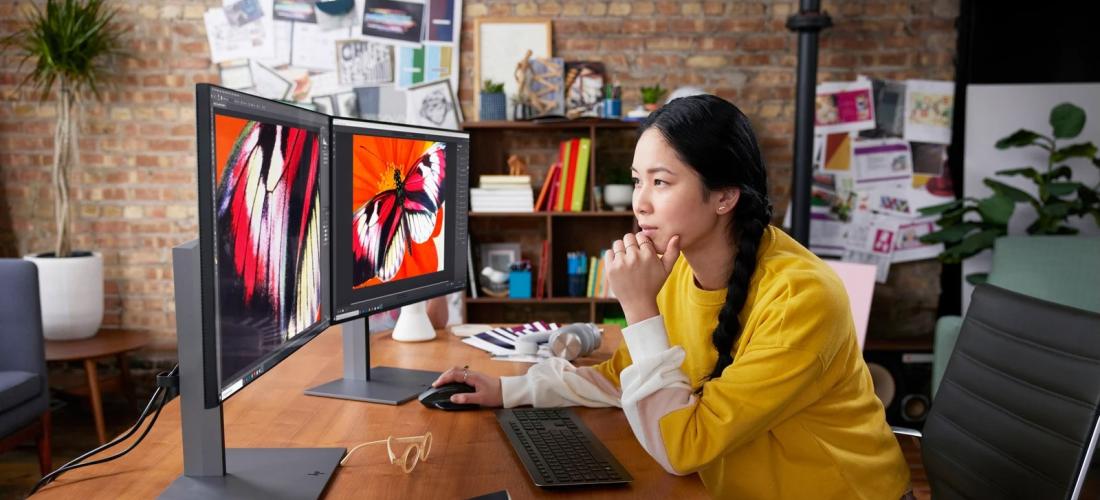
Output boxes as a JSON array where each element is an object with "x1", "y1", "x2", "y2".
[
  {"x1": 214, "y1": 116, "x2": 322, "y2": 346},
  {"x1": 352, "y1": 137, "x2": 446, "y2": 287}
]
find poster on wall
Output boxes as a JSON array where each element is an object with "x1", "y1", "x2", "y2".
[
  {"x1": 405, "y1": 79, "x2": 461, "y2": 129},
  {"x1": 814, "y1": 80, "x2": 876, "y2": 134},
  {"x1": 336, "y1": 40, "x2": 394, "y2": 86},
  {"x1": 903, "y1": 79, "x2": 954, "y2": 145},
  {"x1": 361, "y1": 0, "x2": 426, "y2": 46}
]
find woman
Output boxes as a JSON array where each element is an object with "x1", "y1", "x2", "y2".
[{"x1": 434, "y1": 95, "x2": 911, "y2": 499}]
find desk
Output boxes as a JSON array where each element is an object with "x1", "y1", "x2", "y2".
[
  {"x1": 35, "y1": 324, "x2": 706, "y2": 499},
  {"x1": 45, "y1": 329, "x2": 149, "y2": 444}
]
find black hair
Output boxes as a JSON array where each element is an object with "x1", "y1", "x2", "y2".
[{"x1": 638, "y1": 95, "x2": 773, "y2": 381}]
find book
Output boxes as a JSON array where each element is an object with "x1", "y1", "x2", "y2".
[
  {"x1": 534, "y1": 163, "x2": 559, "y2": 212},
  {"x1": 561, "y1": 138, "x2": 580, "y2": 211},
  {"x1": 571, "y1": 138, "x2": 591, "y2": 211},
  {"x1": 480, "y1": 175, "x2": 532, "y2": 187},
  {"x1": 554, "y1": 140, "x2": 573, "y2": 211},
  {"x1": 535, "y1": 240, "x2": 549, "y2": 299},
  {"x1": 586, "y1": 256, "x2": 597, "y2": 297}
]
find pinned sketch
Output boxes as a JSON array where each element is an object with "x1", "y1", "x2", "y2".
[
  {"x1": 814, "y1": 80, "x2": 876, "y2": 134},
  {"x1": 405, "y1": 79, "x2": 461, "y2": 129},
  {"x1": 290, "y1": 22, "x2": 344, "y2": 71},
  {"x1": 425, "y1": 0, "x2": 458, "y2": 43},
  {"x1": 852, "y1": 138, "x2": 912, "y2": 188},
  {"x1": 361, "y1": 0, "x2": 425, "y2": 46},
  {"x1": 223, "y1": 0, "x2": 264, "y2": 26},
  {"x1": 204, "y1": 7, "x2": 274, "y2": 63},
  {"x1": 356, "y1": 85, "x2": 407, "y2": 122},
  {"x1": 904, "y1": 80, "x2": 954, "y2": 145},
  {"x1": 336, "y1": 40, "x2": 394, "y2": 86}
]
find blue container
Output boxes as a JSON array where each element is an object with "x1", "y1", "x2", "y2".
[
  {"x1": 567, "y1": 273, "x2": 587, "y2": 297},
  {"x1": 509, "y1": 270, "x2": 532, "y2": 298},
  {"x1": 601, "y1": 98, "x2": 622, "y2": 119},
  {"x1": 480, "y1": 92, "x2": 506, "y2": 121}
]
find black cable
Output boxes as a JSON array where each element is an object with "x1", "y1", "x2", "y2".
[{"x1": 29, "y1": 365, "x2": 178, "y2": 495}]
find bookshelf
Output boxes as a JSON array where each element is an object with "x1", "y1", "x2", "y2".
[{"x1": 462, "y1": 119, "x2": 640, "y2": 324}]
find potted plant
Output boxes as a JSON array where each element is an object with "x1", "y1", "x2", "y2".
[
  {"x1": 2, "y1": 0, "x2": 125, "y2": 340},
  {"x1": 480, "y1": 79, "x2": 506, "y2": 121},
  {"x1": 640, "y1": 84, "x2": 667, "y2": 112},
  {"x1": 601, "y1": 165, "x2": 634, "y2": 212},
  {"x1": 919, "y1": 102, "x2": 1100, "y2": 284}
]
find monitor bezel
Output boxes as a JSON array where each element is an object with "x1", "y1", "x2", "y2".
[
  {"x1": 196, "y1": 84, "x2": 333, "y2": 408},
  {"x1": 328, "y1": 117, "x2": 470, "y2": 325}
]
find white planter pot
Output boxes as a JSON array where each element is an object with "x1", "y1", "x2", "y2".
[
  {"x1": 23, "y1": 251, "x2": 104, "y2": 341},
  {"x1": 603, "y1": 184, "x2": 633, "y2": 211}
]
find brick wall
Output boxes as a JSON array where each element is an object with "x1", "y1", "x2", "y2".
[{"x1": 0, "y1": 0, "x2": 959, "y2": 358}]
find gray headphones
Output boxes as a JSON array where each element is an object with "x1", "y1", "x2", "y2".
[{"x1": 515, "y1": 323, "x2": 602, "y2": 361}]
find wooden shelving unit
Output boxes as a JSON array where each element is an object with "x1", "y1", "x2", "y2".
[{"x1": 462, "y1": 119, "x2": 640, "y2": 324}]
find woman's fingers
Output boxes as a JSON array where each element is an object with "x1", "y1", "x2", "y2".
[
  {"x1": 622, "y1": 232, "x2": 639, "y2": 257},
  {"x1": 635, "y1": 232, "x2": 657, "y2": 258},
  {"x1": 432, "y1": 366, "x2": 468, "y2": 387}
]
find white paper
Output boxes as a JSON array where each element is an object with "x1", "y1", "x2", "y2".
[
  {"x1": 204, "y1": 7, "x2": 275, "y2": 64},
  {"x1": 406, "y1": 79, "x2": 461, "y2": 129},
  {"x1": 219, "y1": 61, "x2": 254, "y2": 89},
  {"x1": 892, "y1": 217, "x2": 944, "y2": 264},
  {"x1": 852, "y1": 138, "x2": 912, "y2": 188},
  {"x1": 258, "y1": 19, "x2": 293, "y2": 68},
  {"x1": 814, "y1": 80, "x2": 876, "y2": 134},
  {"x1": 336, "y1": 39, "x2": 394, "y2": 86},
  {"x1": 904, "y1": 79, "x2": 955, "y2": 145},
  {"x1": 309, "y1": 71, "x2": 353, "y2": 98},
  {"x1": 842, "y1": 212, "x2": 899, "y2": 283},
  {"x1": 249, "y1": 60, "x2": 292, "y2": 100},
  {"x1": 290, "y1": 22, "x2": 344, "y2": 71}
]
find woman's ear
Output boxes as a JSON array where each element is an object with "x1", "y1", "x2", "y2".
[{"x1": 715, "y1": 187, "x2": 740, "y2": 215}]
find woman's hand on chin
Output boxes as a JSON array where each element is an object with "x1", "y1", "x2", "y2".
[{"x1": 606, "y1": 232, "x2": 680, "y2": 324}]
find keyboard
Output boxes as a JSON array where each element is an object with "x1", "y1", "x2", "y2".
[{"x1": 496, "y1": 408, "x2": 632, "y2": 487}]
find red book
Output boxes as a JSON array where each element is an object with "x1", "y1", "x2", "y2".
[
  {"x1": 535, "y1": 240, "x2": 549, "y2": 299},
  {"x1": 546, "y1": 166, "x2": 561, "y2": 212},
  {"x1": 535, "y1": 163, "x2": 560, "y2": 212},
  {"x1": 560, "y1": 139, "x2": 580, "y2": 211}
]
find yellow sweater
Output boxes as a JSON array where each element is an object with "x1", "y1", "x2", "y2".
[{"x1": 593, "y1": 225, "x2": 910, "y2": 499}]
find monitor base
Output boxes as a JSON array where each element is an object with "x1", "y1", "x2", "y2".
[
  {"x1": 160, "y1": 447, "x2": 344, "y2": 500},
  {"x1": 304, "y1": 366, "x2": 441, "y2": 405}
]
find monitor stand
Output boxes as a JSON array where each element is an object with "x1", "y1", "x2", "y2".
[
  {"x1": 304, "y1": 317, "x2": 441, "y2": 404},
  {"x1": 162, "y1": 240, "x2": 343, "y2": 500}
]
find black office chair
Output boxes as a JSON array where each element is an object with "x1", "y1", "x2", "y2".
[
  {"x1": 0, "y1": 259, "x2": 51, "y2": 475},
  {"x1": 894, "y1": 284, "x2": 1100, "y2": 499}
]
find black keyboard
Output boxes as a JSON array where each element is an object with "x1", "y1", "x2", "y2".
[{"x1": 496, "y1": 408, "x2": 632, "y2": 487}]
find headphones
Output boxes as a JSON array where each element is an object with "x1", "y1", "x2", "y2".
[{"x1": 515, "y1": 323, "x2": 602, "y2": 361}]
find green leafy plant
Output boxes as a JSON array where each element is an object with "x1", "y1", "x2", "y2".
[
  {"x1": 920, "y1": 102, "x2": 1100, "y2": 284},
  {"x1": 640, "y1": 84, "x2": 667, "y2": 105},
  {"x1": 481, "y1": 79, "x2": 504, "y2": 94},
  {"x1": 1, "y1": 0, "x2": 125, "y2": 257}
]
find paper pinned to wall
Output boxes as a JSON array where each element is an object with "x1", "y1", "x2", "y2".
[
  {"x1": 814, "y1": 80, "x2": 876, "y2": 134},
  {"x1": 204, "y1": 7, "x2": 275, "y2": 63},
  {"x1": 904, "y1": 79, "x2": 955, "y2": 145},
  {"x1": 290, "y1": 22, "x2": 345, "y2": 71},
  {"x1": 842, "y1": 211, "x2": 899, "y2": 283},
  {"x1": 852, "y1": 138, "x2": 912, "y2": 188},
  {"x1": 249, "y1": 60, "x2": 293, "y2": 99}
]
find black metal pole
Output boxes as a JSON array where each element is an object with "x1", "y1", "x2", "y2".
[{"x1": 786, "y1": 1, "x2": 831, "y2": 246}]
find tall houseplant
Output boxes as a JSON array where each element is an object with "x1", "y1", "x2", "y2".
[
  {"x1": 920, "y1": 102, "x2": 1100, "y2": 283},
  {"x1": 2, "y1": 0, "x2": 124, "y2": 339}
]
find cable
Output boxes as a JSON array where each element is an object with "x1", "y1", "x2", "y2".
[{"x1": 29, "y1": 365, "x2": 178, "y2": 495}]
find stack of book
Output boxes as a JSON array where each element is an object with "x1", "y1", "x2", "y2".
[
  {"x1": 470, "y1": 175, "x2": 534, "y2": 212},
  {"x1": 534, "y1": 138, "x2": 591, "y2": 212}
]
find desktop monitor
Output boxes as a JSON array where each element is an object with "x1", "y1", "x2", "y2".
[
  {"x1": 329, "y1": 117, "x2": 470, "y2": 324},
  {"x1": 195, "y1": 84, "x2": 332, "y2": 409}
]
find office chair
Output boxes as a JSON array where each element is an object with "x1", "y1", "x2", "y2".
[
  {"x1": 932, "y1": 236, "x2": 1100, "y2": 397},
  {"x1": 0, "y1": 259, "x2": 52, "y2": 475},
  {"x1": 895, "y1": 284, "x2": 1100, "y2": 499}
]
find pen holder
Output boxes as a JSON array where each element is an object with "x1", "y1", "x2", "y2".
[
  {"x1": 567, "y1": 273, "x2": 586, "y2": 297},
  {"x1": 509, "y1": 270, "x2": 532, "y2": 299},
  {"x1": 601, "y1": 98, "x2": 622, "y2": 119}
]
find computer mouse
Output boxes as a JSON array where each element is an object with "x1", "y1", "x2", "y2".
[{"x1": 418, "y1": 382, "x2": 479, "y2": 411}]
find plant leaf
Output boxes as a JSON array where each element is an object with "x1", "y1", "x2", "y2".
[
  {"x1": 977, "y1": 195, "x2": 1014, "y2": 225},
  {"x1": 1051, "y1": 142, "x2": 1098, "y2": 162},
  {"x1": 1047, "y1": 165, "x2": 1074, "y2": 180},
  {"x1": 983, "y1": 179, "x2": 1035, "y2": 203},
  {"x1": 917, "y1": 199, "x2": 962, "y2": 216},
  {"x1": 1050, "y1": 102, "x2": 1087, "y2": 139},
  {"x1": 965, "y1": 273, "x2": 989, "y2": 286},
  {"x1": 1047, "y1": 182, "x2": 1079, "y2": 197},
  {"x1": 920, "y1": 223, "x2": 979, "y2": 244},
  {"x1": 996, "y1": 167, "x2": 1040, "y2": 181},
  {"x1": 1041, "y1": 202, "x2": 1070, "y2": 218},
  {"x1": 949, "y1": 228, "x2": 1002, "y2": 261},
  {"x1": 995, "y1": 130, "x2": 1043, "y2": 149}
]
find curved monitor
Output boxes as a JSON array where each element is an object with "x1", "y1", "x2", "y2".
[
  {"x1": 196, "y1": 84, "x2": 331, "y2": 408},
  {"x1": 329, "y1": 118, "x2": 469, "y2": 323}
]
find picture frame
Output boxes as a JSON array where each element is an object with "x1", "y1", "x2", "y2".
[
  {"x1": 480, "y1": 243, "x2": 521, "y2": 273},
  {"x1": 405, "y1": 79, "x2": 462, "y2": 129},
  {"x1": 474, "y1": 18, "x2": 552, "y2": 121}
]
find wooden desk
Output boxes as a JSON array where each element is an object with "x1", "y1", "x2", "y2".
[
  {"x1": 35, "y1": 324, "x2": 706, "y2": 499},
  {"x1": 45, "y1": 329, "x2": 149, "y2": 444}
]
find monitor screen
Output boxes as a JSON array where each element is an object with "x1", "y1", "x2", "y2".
[
  {"x1": 196, "y1": 84, "x2": 331, "y2": 407},
  {"x1": 329, "y1": 118, "x2": 469, "y2": 323}
]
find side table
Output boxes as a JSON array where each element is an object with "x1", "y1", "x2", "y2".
[{"x1": 44, "y1": 329, "x2": 149, "y2": 444}]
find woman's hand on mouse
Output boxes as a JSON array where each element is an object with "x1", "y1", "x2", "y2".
[
  {"x1": 432, "y1": 367, "x2": 503, "y2": 407},
  {"x1": 606, "y1": 231, "x2": 680, "y2": 324}
]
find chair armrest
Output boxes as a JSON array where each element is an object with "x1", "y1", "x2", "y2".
[
  {"x1": 891, "y1": 426, "x2": 923, "y2": 440},
  {"x1": 932, "y1": 315, "x2": 964, "y2": 399}
]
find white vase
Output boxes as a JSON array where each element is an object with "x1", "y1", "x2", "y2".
[
  {"x1": 23, "y1": 251, "x2": 104, "y2": 341},
  {"x1": 603, "y1": 184, "x2": 633, "y2": 211},
  {"x1": 391, "y1": 301, "x2": 436, "y2": 342}
]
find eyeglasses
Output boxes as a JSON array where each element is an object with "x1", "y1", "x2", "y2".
[{"x1": 340, "y1": 432, "x2": 433, "y2": 473}]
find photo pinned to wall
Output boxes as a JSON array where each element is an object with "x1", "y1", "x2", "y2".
[
  {"x1": 333, "y1": 90, "x2": 358, "y2": 117},
  {"x1": 822, "y1": 132, "x2": 854, "y2": 173},
  {"x1": 523, "y1": 57, "x2": 565, "y2": 117},
  {"x1": 249, "y1": 60, "x2": 293, "y2": 100},
  {"x1": 396, "y1": 44, "x2": 453, "y2": 89},
  {"x1": 314, "y1": 0, "x2": 357, "y2": 30},
  {"x1": 361, "y1": 0, "x2": 426, "y2": 46},
  {"x1": 312, "y1": 95, "x2": 336, "y2": 115},
  {"x1": 871, "y1": 79, "x2": 906, "y2": 137},
  {"x1": 814, "y1": 80, "x2": 876, "y2": 134},
  {"x1": 223, "y1": 0, "x2": 264, "y2": 27},
  {"x1": 204, "y1": 6, "x2": 275, "y2": 63},
  {"x1": 842, "y1": 211, "x2": 899, "y2": 284},
  {"x1": 356, "y1": 85, "x2": 407, "y2": 122},
  {"x1": 273, "y1": 0, "x2": 317, "y2": 22},
  {"x1": 564, "y1": 61, "x2": 604, "y2": 119},
  {"x1": 911, "y1": 142, "x2": 947, "y2": 177},
  {"x1": 336, "y1": 40, "x2": 394, "y2": 86},
  {"x1": 903, "y1": 79, "x2": 955, "y2": 145},
  {"x1": 424, "y1": 0, "x2": 459, "y2": 43},
  {"x1": 852, "y1": 138, "x2": 912, "y2": 188},
  {"x1": 219, "y1": 60, "x2": 254, "y2": 90},
  {"x1": 405, "y1": 79, "x2": 461, "y2": 129},
  {"x1": 475, "y1": 18, "x2": 552, "y2": 120}
]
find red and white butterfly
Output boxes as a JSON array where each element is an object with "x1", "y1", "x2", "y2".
[{"x1": 352, "y1": 142, "x2": 446, "y2": 283}]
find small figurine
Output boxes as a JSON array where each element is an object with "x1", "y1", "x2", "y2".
[{"x1": 507, "y1": 154, "x2": 527, "y2": 176}]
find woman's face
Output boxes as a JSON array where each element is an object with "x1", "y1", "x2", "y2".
[{"x1": 631, "y1": 128, "x2": 725, "y2": 252}]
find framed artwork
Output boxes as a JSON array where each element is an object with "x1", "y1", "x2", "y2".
[
  {"x1": 405, "y1": 79, "x2": 462, "y2": 129},
  {"x1": 564, "y1": 61, "x2": 604, "y2": 118},
  {"x1": 480, "y1": 243, "x2": 521, "y2": 273},
  {"x1": 474, "y1": 18, "x2": 552, "y2": 120}
]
